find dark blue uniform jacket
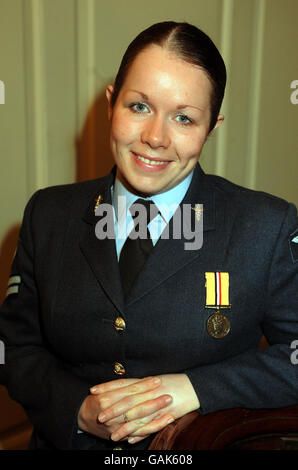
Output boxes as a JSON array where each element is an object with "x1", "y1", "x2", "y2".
[{"x1": 0, "y1": 164, "x2": 297, "y2": 449}]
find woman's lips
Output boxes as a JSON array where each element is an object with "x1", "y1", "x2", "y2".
[{"x1": 131, "y1": 151, "x2": 171, "y2": 172}]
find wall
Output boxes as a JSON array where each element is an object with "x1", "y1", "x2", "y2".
[{"x1": 0, "y1": 0, "x2": 297, "y2": 449}]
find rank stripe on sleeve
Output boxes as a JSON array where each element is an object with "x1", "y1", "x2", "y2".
[
  {"x1": 6, "y1": 285, "x2": 19, "y2": 297},
  {"x1": 8, "y1": 275, "x2": 21, "y2": 287},
  {"x1": 6, "y1": 275, "x2": 21, "y2": 297}
]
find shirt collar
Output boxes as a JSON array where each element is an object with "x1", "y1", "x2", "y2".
[{"x1": 112, "y1": 170, "x2": 194, "y2": 225}]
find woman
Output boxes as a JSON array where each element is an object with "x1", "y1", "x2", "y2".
[{"x1": 0, "y1": 21, "x2": 297, "y2": 451}]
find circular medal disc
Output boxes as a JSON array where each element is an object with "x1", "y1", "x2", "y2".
[{"x1": 207, "y1": 312, "x2": 230, "y2": 339}]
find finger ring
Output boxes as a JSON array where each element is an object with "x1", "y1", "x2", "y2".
[{"x1": 123, "y1": 412, "x2": 129, "y2": 423}]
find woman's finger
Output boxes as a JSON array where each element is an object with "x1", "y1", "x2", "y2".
[
  {"x1": 96, "y1": 377, "x2": 163, "y2": 419},
  {"x1": 90, "y1": 376, "x2": 159, "y2": 395},
  {"x1": 129, "y1": 414, "x2": 175, "y2": 438},
  {"x1": 90, "y1": 378, "x2": 140, "y2": 394},
  {"x1": 127, "y1": 435, "x2": 150, "y2": 445},
  {"x1": 100, "y1": 394, "x2": 172, "y2": 424},
  {"x1": 111, "y1": 413, "x2": 174, "y2": 442}
]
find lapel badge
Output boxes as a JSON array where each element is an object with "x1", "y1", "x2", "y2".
[
  {"x1": 192, "y1": 204, "x2": 203, "y2": 221},
  {"x1": 205, "y1": 272, "x2": 231, "y2": 338},
  {"x1": 94, "y1": 194, "x2": 103, "y2": 214}
]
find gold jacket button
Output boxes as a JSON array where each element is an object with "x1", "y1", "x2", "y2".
[
  {"x1": 114, "y1": 317, "x2": 126, "y2": 331},
  {"x1": 113, "y1": 361, "x2": 126, "y2": 375}
]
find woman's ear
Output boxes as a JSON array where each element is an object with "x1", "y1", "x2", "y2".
[
  {"x1": 207, "y1": 114, "x2": 224, "y2": 138},
  {"x1": 105, "y1": 85, "x2": 114, "y2": 120},
  {"x1": 214, "y1": 114, "x2": 224, "y2": 129}
]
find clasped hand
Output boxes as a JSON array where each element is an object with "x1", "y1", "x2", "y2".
[{"x1": 77, "y1": 374, "x2": 200, "y2": 444}]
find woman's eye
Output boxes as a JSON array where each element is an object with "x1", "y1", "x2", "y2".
[
  {"x1": 129, "y1": 102, "x2": 149, "y2": 113},
  {"x1": 175, "y1": 114, "x2": 192, "y2": 125}
]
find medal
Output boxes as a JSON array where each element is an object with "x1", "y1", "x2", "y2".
[
  {"x1": 206, "y1": 311, "x2": 231, "y2": 339},
  {"x1": 205, "y1": 272, "x2": 231, "y2": 338}
]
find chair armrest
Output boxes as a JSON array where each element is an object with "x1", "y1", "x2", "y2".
[{"x1": 149, "y1": 406, "x2": 298, "y2": 450}]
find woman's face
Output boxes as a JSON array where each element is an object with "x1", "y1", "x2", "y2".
[{"x1": 106, "y1": 45, "x2": 223, "y2": 196}]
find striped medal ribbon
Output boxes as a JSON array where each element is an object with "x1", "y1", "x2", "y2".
[{"x1": 205, "y1": 272, "x2": 230, "y2": 308}]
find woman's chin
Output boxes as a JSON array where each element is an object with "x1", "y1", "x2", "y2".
[{"x1": 117, "y1": 171, "x2": 163, "y2": 196}]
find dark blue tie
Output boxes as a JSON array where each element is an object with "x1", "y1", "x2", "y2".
[{"x1": 119, "y1": 199, "x2": 158, "y2": 297}]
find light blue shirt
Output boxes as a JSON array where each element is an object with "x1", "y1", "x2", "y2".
[{"x1": 111, "y1": 171, "x2": 194, "y2": 259}]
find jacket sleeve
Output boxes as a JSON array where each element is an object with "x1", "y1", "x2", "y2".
[
  {"x1": 0, "y1": 191, "x2": 89, "y2": 449},
  {"x1": 185, "y1": 202, "x2": 298, "y2": 414}
]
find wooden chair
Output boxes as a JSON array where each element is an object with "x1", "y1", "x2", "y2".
[{"x1": 149, "y1": 406, "x2": 298, "y2": 450}]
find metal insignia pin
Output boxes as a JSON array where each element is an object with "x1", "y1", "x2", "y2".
[
  {"x1": 94, "y1": 194, "x2": 102, "y2": 214},
  {"x1": 192, "y1": 204, "x2": 203, "y2": 222}
]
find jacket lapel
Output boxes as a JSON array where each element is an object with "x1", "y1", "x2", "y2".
[
  {"x1": 79, "y1": 169, "x2": 125, "y2": 315},
  {"x1": 126, "y1": 164, "x2": 233, "y2": 306}
]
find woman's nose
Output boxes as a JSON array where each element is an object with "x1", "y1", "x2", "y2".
[{"x1": 141, "y1": 115, "x2": 170, "y2": 149}]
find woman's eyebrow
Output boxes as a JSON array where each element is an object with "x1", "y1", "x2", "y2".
[
  {"x1": 176, "y1": 104, "x2": 204, "y2": 112},
  {"x1": 126, "y1": 89, "x2": 204, "y2": 111},
  {"x1": 126, "y1": 89, "x2": 149, "y2": 100}
]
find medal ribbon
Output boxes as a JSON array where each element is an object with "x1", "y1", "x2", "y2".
[{"x1": 205, "y1": 272, "x2": 230, "y2": 307}]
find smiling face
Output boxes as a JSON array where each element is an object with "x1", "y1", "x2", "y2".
[{"x1": 106, "y1": 44, "x2": 223, "y2": 196}]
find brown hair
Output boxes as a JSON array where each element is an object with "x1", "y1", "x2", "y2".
[{"x1": 110, "y1": 21, "x2": 227, "y2": 132}]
